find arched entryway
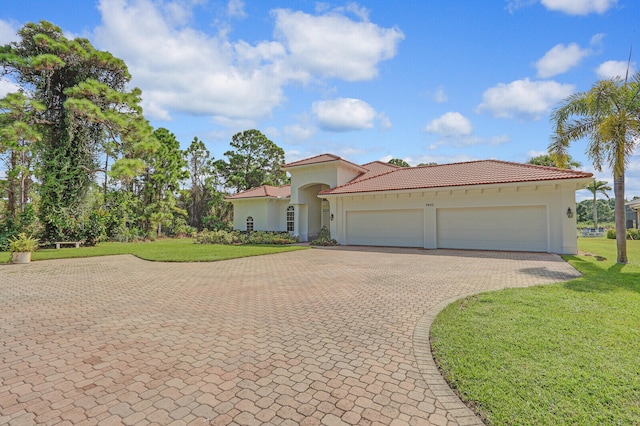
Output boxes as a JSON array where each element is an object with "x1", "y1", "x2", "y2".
[{"x1": 291, "y1": 183, "x2": 330, "y2": 241}]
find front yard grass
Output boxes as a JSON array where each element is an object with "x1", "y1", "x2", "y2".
[
  {"x1": 0, "y1": 238, "x2": 306, "y2": 263},
  {"x1": 431, "y1": 238, "x2": 640, "y2": 425}
]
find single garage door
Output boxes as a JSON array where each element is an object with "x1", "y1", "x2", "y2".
[
  {"x1": 346, "y1": 210, "x2": 424, "y2": 247},
  {"x1": 436, "y1": 206, "x2": 548, "y2": 252}
]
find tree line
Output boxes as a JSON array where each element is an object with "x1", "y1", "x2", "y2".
[{"x1": 0, "y1": 21, "x2": 287, "y2": 249}]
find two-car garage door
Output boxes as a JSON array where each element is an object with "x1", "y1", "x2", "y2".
[
  {"x1": 436, "y1": 206, "x2": 548, "y2": 252},
  {"x1": 344, "y1": 206, "x2": 549, "y2": 252}
]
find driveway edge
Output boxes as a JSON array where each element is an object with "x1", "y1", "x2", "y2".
[{"x1": 413, "y1": 295, "x2": 485, "y2": 426}]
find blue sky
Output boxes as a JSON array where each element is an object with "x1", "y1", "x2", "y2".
[{"x1": 1, "y1": 0, "x2": 639, "y2": 199}]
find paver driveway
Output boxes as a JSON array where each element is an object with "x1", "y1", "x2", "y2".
[{"x1": 1, "y1": 247, "x2": 581, "y2": 425}]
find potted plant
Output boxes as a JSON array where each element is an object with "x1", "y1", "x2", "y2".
[{"x1": 9, "y1": 233, "x2": 39, "y2": 264}]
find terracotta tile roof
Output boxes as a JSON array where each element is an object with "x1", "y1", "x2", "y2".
[
  {"x1": 352, "y1": 161, "x2": 401, "y2": 182},
  {"x1": 282, "y1": 153, "x2": 341, "y2": 168},
  {"x1": 225, "y1": 185, "x2": 291, "y2": 200},
  {"x1": 282, "y1": 153, "x2": 367, "y2": 172},
  {"x1": 320, "y1": 160, "x2": 593, "y2": 195}
]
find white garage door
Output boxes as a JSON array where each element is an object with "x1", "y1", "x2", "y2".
[
  {"x1": 436, "y1": 206, "x2": 548, "y2": 252},
  {"x1": 346, "y1": 210, "x2": 424, "y2": 247}
]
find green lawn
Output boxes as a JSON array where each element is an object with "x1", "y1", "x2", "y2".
[
  {"x1": 0, "y1": 238, "x2": 306, "y2": 263},
  {"x1": 431, "y1": 238, "x2": 640, "y2": 425}
]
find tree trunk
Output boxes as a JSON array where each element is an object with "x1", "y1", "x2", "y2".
[
  {"x1": 20, "y1": 149, "x2": 27, "y2": 214},
  {"x1": 104, "y1": 154, "x2": 109, "y2": 199},
  {"x1": 614, "y1": 175, "x2": 628, "y2": 264},
  {"x1": 7, "y1": 151, "x2": 17, "y2": 219},
  {"x1": 593, "y1": 193, "x2": 598, "y2": 229}
]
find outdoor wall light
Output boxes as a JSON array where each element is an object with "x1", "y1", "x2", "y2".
[
  {"x1": 566, "y1": 207, "x2": 574, "y2": 218},
  {"x1": 330, "y1": 213, "x2": 334, "y2": 221}
]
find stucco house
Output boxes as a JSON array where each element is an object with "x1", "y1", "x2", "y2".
[
  {"x1": 226, "y1": 153, "x2": 593, "y2": 254},
  {"x1": 627, "y1": 199, "x2": 640, "y2": 229}
]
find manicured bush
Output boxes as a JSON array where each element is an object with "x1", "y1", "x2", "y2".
[
  {"x1": 628, "y1": 228, "x2": 640, "y2": 240},
  {"x1": 194, "y1": 229, "x2": 296, "y2": 245},
  {"x1": 606, "y1": 228, "x2": 640, "y2": 240},
  {"x1": 240, "y1": 231, "x2": 297, "y2": 245},
  {"x1": 195, "y1": 229, "x2": 239, "y2": 245},
  {"x1": 311, "y1": 226, "x2": 338, "y2": 246}
]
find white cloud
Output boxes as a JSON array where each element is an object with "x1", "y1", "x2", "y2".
[
  {"x1": 596, "y1": 60, "x2": 636, "y2": 79},
  {"x1": 427, "y1": 134, "x2": 510, "y2": 150},
  {"x1": 540, "y1": 0, "x2": 617, "y2": 15},
  {"x1": 94, "y1": 0, "x2": 403, "y2": 123},
  {"x1": 272, "y1": 8, "x2": 404, "y2": 81},
  {"x1": 527, "y1": 149, "x2": 548, "y2": 158},
  {"x1": 324, "y1": 2, "x2": 371, "y2": 21},
  {"x1": 433, "y1": 87, "x2": 448, "y2": 103},
  {"x1": 535, "y1": 43, "x2": 591, "y2": 78},
  {"x1": 344, "y1": 2, "x2": 370, "y2": 21},
  {"x1": 284, "y1": 117, "x2": 317, "y2": 142},
  {"x1": 163, "y1": 1, "x2": 194, "y2": 26},
  {"x1": 312, "y1": 98, "x2": 379, "y2": 132},
  {"x1": 477, "y1": 78, "x2": 575, "y2": 120},
  {"x1": 377, "y1": 112, "x2": 392, "y2": 130},
  {"x1": 425, "y1": 112, "x2": 473, "y2": 137},
  {"x1": 425, "y1": 112, "x2": 509, "y2": 150},
  {"x1": 506, "y1": 0, "x2": 616, "y2": 15},
  {"x1": 227, "y1": 0, "x2": 247, "y2": 19},
  {"x1": 505, "y1": 0, "x2": 537, "y2": 13},
  {"x1": 590, "y1": 33, "x2": 605, "y2": 48},
  {"x1": 95, "y1": 0, "x2": 290, "y2": 121},
  {"x1": 211, "y1": 115, "x2": 256, "y2": 129},
  {"x1": 0, "y1": 78, "x2": 20, "y2": 98},
  {"x1": 337, "y1": 146, "x2": 367, "y2": 157},
  {"x1": 0, "y1": 19, "x2": 18, "y2": 45}
]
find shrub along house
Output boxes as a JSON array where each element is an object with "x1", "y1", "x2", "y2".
[{"x1": 225, "y1": 153, "x2": 593, "y2": 254}]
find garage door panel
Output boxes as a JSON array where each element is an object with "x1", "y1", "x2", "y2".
[
  {"x1": 437, "y1": 206, "x2": 547, "y2": 252},
  {"x1": 347, "y1": 210, "x2": 423, "y2": 247}
]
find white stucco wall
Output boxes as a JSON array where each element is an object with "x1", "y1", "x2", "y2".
[
  {"x1": 230, "y1": 198, "x2": 290, "y2": 231},
  {"x1": 324, "y1": 181, "x2": 583, "y2": 254}
]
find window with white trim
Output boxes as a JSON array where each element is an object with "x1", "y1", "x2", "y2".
[
  {"x1": 246, "y1": 216, "x2": 254, "y2": 231},
  {"x1": 286, "y1": 206, "x2": 295, "y2": 232}
]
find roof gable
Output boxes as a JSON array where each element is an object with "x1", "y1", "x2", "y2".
[
  {"x1": 225, "y1": 184, "x2": 291, "y2": 200},
  {"x1": 320, "y1": 160, "x2": 593, "y2": 195},
  {"x1": 282, "y1": 153, "x2": 341, "y2": 168},
  {"x1": 282, "y1": 153, "x2": 367, "y2": 173}
]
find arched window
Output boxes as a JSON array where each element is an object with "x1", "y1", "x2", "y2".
[
  {"x1": 246, "y1": 216, "x2": 254, "y2": 231},
  {"x1": 286, "y1": 206, "x2": 295, "y2": 232}
]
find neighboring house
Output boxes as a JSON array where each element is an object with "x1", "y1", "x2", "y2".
[
  {"x1": 627, "y1": 199, "x2": 640, "y2": 229},
  {"x1": 225, "y1": 153, "x2": 593, "y2": 254}
]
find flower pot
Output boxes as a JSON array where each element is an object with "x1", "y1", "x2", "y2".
[{"x1": 11, "y1": 252, "x2": 32, "y2": 264}]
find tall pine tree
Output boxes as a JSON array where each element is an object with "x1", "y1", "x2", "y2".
[{"x1": 1, "y1": 21, "x2": 151, "y2": 241}]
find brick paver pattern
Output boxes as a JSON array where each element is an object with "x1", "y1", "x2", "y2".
[{"x1": 0, "y1": 247, "x2": 581, "y2": 425}]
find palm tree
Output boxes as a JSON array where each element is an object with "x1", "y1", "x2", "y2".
[
  {"x1": 550, "y1": 72, "x2": 640, "y2": 264},
  {"x1": 586, "y1": 180, "x2": 611, "y2": 229}
]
